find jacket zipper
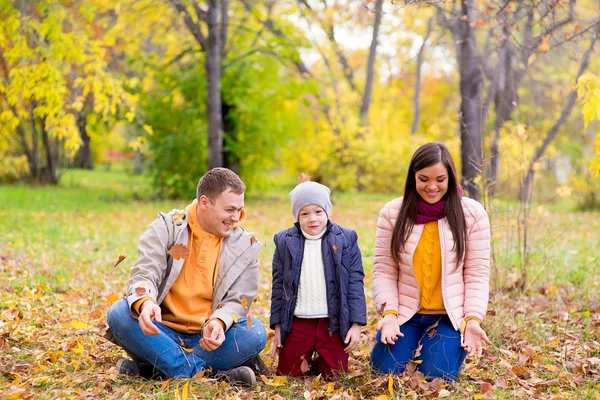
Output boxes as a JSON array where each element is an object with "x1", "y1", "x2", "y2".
[{"x1": 438, "y1": 220, "x2": 458, "y2": 330}]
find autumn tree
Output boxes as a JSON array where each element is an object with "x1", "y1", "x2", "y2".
[{"x1": 0, "y1": 1, "x2": 128, "y2": 183}]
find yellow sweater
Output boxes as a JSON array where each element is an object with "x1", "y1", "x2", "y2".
[{"x1": 413, "y1": 221, "x2": 446, "y2": 314}]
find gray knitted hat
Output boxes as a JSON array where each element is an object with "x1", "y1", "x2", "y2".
[{"x1": 289, "y1": 181, "x2": 332, "y2": 221}]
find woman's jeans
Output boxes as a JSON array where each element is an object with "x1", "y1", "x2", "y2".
[
  {"x1": 107, "y1": 299, "x2": 267, "y2": 378},
  {"x1": 370, "y1": 314, "x2": 467, "y2": 381}
]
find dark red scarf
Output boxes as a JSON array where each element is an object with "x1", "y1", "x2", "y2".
[{"x1": 415, "y1": 186, "x2": 463, "y2": 224}]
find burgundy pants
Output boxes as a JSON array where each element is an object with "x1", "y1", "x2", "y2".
[{"x1": 277, "y1": 317, "x2": 348, "y2": 377}]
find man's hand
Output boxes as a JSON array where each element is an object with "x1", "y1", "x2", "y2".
[
  {"x1": 271, "y1": 324, "x2": 282, "y2": 360},
  {"x1": 138, "y1": 301, "x2": 162, "y2": 336},
  {"x1": 461, "y1": 320, "x2": 491, "y2": 358},
  {"x1": 200, "y1": 319, "x2": 225, "y2": 351},
  {"x1": 377, "y1": 314, "x2": 403, "y2": 345},
  {"x1": 343, "y1": 323, "x2": 362, "y2": 353}
]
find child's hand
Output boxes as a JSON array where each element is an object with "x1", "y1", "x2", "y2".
[
  {"x1": 344, "y1": 323, "x2": 362, "y2": 353},
  {"x1": 271, "y1": 324, "x2": 282, "y2": 360},
  {"x1": 377, "y1": 314, "x2": 403, "y2": 345}
]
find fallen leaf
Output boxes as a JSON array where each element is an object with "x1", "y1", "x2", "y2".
[
  {"x1": 481, "y1": 382, "x2": 493, "y2": 398},
  {"x1": 261, "y1": 375, "x2": 287, "y2": 387},
  {"x1": 169, "y1": 244, "x2": 190, "y2": 260},
  {"x1": 181, "y1": 380, "x2": 189, "y2": 400},
  {"x1": 388, "y1": 373, "x2": 394, "y2": 396},
  {"x1": 438, "y1": 389, "x2": 451, "y2": 398},
  {"x1": 246, "y1": 316, "x2": 253, "y2": 329},
  {"x1": 113, "y1": 255, "x2": 126, "y2": 269},
  {"x1": 70, "y1": 320, "x2": 93, "y2": 329}
]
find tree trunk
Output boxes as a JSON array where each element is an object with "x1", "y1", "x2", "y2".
[
  {"x1": 206, "y1": 0, "x2": 223, "y2": 169},
  {"x1": 40, "y1": 117, "x2": 58, "y2": 184},
  {"x1": 489, "y1": 42, "x2": 516, "y2": 196},
  {"x1": 412, "y1": 17, "x2": 433, "y2": 135},
  {"x1": 76, "y1": 111, "x2": 93, "y2": 169},
  {"x1": 222, "y1": 100, "x2": 239, "y2": 174},
  {"x1": 456, "y1": 0, "x2": 483, "y2": 201},
  {"x1": 359, "y1": 0, "x2": 383, "y2": 123}
]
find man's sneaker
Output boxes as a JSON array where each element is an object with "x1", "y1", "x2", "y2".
[
  {"x1": 214, "y1": 366, "x2": 256, "y2": 386},
  {"x1": 116, "y1": 358, "x2": 141, "y2": 376},
  {"x1": 242, "y1": 355, "x2": 270, "y2": 376}
]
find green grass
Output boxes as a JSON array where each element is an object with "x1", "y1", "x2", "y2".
[{"x1": 1, "y1": 168, "x2": 599, "y2": 399}]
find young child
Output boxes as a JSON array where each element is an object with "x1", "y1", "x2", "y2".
[{"x1": 269, "y1": 174, "x2": 367, "y2": 377}]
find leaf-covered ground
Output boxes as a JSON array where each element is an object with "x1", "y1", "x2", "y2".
[{"x1": 1, "y1": 169, "x2": 599, "y2": 399}]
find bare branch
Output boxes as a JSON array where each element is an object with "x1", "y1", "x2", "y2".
[{"x1": 168, "y1": 0, "x2": 207, "y2": 51}]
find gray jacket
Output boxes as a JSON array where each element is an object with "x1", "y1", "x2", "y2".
[{"x1": 125, "y1": 208, "x2": 262, "y2": 330}]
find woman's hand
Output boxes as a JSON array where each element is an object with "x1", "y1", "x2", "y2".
[
  {"x1": 461, "y1": 320, "x2": 491, "y2": 357},
  {"x1": 271, "y1": 324, "x2": 282, "y2": 360},
  {"x1": 344, "y1": 323, "x2": 362, "y2": 353},
  {"x1": 377, "y1": 314, "x2": 403, "y2": 345}
]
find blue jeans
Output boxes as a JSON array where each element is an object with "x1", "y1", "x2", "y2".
[
  {"x1": 107, "y1": 299, "x2": 267, "y2": 378},
  {"x1": 370, "y1": 314, "x2": 466, "y2": 381}
]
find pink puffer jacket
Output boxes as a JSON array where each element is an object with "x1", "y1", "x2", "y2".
[{"x1": 373, "y1": 196, "x2": 490, "y2": 331}]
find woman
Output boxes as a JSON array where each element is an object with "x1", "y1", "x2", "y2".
[{"x1": 370, "y1": 142, "x2": 491, "y2": 381}]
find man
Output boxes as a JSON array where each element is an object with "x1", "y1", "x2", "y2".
[{"x1": 105, "y1": 168, "x2": 267, "y2": 385}]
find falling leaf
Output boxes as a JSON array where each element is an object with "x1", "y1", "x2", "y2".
[
  {"x1": 70, "y1": 320, "x2": 93, "y2": 329},
  {"x1": 298, "y1": 173, "x2": 310, "y2": 183},
  {"x1": 301, "y1": 354, "x2": 311, "y2": 374},
  {"x1": 575, "y1": 23, "x2": 581, "y2": 32},
  {"x1": 169, "y1": 244, "x2": 190, "y2": 260},
  {"x1": 113, "y1": 255, "x2": 126, "y2": 269},
  {"x1": 181, "y1": 381, "x2": 189, "y2": 400},
  {"x1": 250, "y1": 236, "x2": 256, "y2": 245},
  {"x1": 413, "y1": 342, "x2": 423, "y2": 358},
  {"x1": 528, "y1": 53, "x2": 536, "y2": 65},
  {"x1": 332, "y1": 245, "x2": 339, "y2": 254},
  {"x1": 426, "y1": 320, "x2": 439, "y2": 338},
  {"x1": 246, "y1": 316, "x2": 253, "y2": 329},
  {"x1": 106, "y1": 293, "x2": 120, "y2": 305},
  {"x1": 232, "y1": 314, "x2": 239, "y2": 323},
  {"x1": 135, "y1": 286, "x2": 147, "y2": 296},
  {"x1": 241, "y1": 297, "x2": 248, "y2": 308},
  {"x1": 539, "y1": 34, "x2": 551, "y2": 52}
]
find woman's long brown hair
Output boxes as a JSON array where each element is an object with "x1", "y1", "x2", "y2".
[{"x1": 390, "y1": 142, "x2": 467, "y2": 267}]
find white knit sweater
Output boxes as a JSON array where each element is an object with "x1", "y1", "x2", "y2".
[{"x1": 294, "y1": 227, "x2": 329, "y2": 318}]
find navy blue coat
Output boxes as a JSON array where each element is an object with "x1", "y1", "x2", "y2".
[{"x1": 269, "y1": 221, "x2": 367, "y2": 345}]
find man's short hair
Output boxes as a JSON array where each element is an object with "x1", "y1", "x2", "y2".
[{"x1": 197, "y1": 168, "x2": 246, "y2": 202}]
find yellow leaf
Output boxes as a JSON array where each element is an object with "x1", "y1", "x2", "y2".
[
  {"x1": 326, "y1": 382, "x2": 335, "y2": 393},
  {"x1": 528, "y1": 53, "x2": 536, "y2": 66},
  {"x1": 181, "y1": 381, "x2": 189, "y2": 400},
  {"x1": 70, "y1": 342, "x2": 85, "y2": 354},
  {"x1": 232, "y1": 314, "x2": 239, "y2": 323},
  {"x1": 143, "y1": 124, "x2": 154, "y2": 135},
  {"x1": 260, "y1": 375, "x2": 287, "y2": 387},
  {"x1": 241, "y1": 297, "x2": 248, "y2": 308},
  {"x1": 540, "y1": 34, "x2": 551, "y2": 52},
  {"x1": 125, "y1": 111, "x2": 135, "y2": 122},
  {"x1": 49, "y1": 350, "x2": 64, "y2": 361},
  {"x1": 70, "y1": 320, "x2": 93, "y2": 329},
  {"x1": 106, "y1": 293, "x2": 120, "y2": 305},
  {"x1": 388, "y1": 373, "x2": 394, "y2": 396}
]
